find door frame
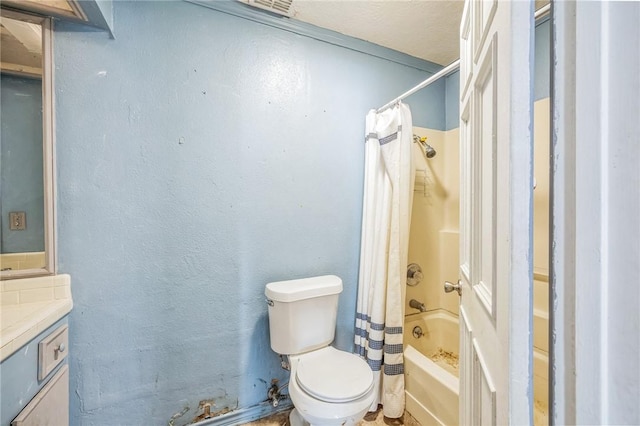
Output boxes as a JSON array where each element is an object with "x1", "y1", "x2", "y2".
[{"x1": 550, "y1": 1, "x2": 640, "y2": 424}]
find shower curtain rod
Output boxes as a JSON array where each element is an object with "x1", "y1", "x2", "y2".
[
  {"x1": 377, "y1": 59, "x2": 459, "y2": 113},
  {"x1": 377, "y1": 3, "x2": 551, "y2": 113}
]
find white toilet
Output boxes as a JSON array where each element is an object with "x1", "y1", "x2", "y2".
[{"x1": 265, "y1": 275, "x2": 376, "y2": 426}]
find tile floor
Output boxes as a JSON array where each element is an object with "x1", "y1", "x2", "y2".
[{"x1": 241, "y1": 406, "x2": 422, "y2": 426}]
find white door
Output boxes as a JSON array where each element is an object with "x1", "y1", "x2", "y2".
[{"x1": 457, "y1": 1, "x2": 534, "y2": 424}]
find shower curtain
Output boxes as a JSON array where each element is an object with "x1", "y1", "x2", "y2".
[{"x1": 355, "y1": 102, "x2": 415, "y2": 418}]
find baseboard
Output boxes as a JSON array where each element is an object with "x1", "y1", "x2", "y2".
[{"x1": 194, "y1": 400, "x2": 293, "y2": 426}]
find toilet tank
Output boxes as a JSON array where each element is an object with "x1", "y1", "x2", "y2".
[{"x1": 265, "y1": 275, "x2": 343, "y2": 355}]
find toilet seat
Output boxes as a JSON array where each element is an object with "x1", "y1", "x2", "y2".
[{"x1": 295, "y1": 347, "x2": 374, "y2": 403}]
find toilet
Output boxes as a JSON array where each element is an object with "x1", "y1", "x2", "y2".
[{"x1": 265, "y1": 275, "x2": 376, "y2": 426}]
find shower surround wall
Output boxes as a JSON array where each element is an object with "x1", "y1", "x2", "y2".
[
  {"x1": 53, "y1": 1, "x2": 448, "y2": 424},
  {"x1": 407, "y1": 126, "x2": 460, "y2": 318}
]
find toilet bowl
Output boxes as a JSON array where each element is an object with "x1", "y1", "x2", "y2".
[
  {"x1": 265, "y1": 275, "x2": 376, "y2": 426},
  {"x1": 287, "y1": 346, "x2": 376, "y2": 426}
]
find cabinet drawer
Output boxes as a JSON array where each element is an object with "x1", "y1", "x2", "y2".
[
  {"x1": 12, "y1": 365, "x2": 69, "y2": 426},
  {"x1": 38, "y1": 325, "x2": 68, "y2": 381}
]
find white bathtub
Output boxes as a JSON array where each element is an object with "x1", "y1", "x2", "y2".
[
  {"x1": 403, "y1": 308, "x2": 550, "y2": 425},
  {"x1": 404, "y1": 310, "x2": 459, "y2": 426}
]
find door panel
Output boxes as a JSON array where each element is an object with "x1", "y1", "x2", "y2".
[
  {"x1": 473, "y1": 33, "x2": 497, "y2": 319},
  {"x1": 458, "y1": 1, "x2": 533, "y2": 424},
  {"x1": 472, "y1": 339, "x2": 497, "y2": 426},
  {"x1": 460, "y1": 1, "x2": 473, "y2": 101},
  {"x1": 460, "y1": 92, "x2": 472, "y2": 282},
  {"x1": 473, "y1": 0, "x2": 497, "y2": 62},
  {"x1": 459, "y1": 306, "x2": 473, "y2": 426}
]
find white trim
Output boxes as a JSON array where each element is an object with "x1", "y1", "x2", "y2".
[
  {"x1": 549, "y1": 2, "x2": 576, "y2": 423},
  {"x1": 44, "y1": 16, "x2": 57, "y2": 276},
  {"x1": 0, "y1": 12, "x2": 55, "y2": 280},
  {"x1": 551, "y1": 1, "x2": 640, "y2": 424},
  {"x1": 506, "y1": 1, "x2": 534, "y2": 423}
]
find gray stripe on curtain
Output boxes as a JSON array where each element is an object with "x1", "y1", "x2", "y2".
[
  {"x1": 384, "y1": 343, "x2": 404, "y2": 354},
  {"x1": 365, "y1": 133, "x2": 378, "y2": 142},
  {"x1": 384, "y1": 363, "x2": 405, "y2": 376},
  {"x1": 368, "y1": 339, "x2": 384, "y2": 350},
  {"x1": 368, "y1": 358, "x2": 383, "y2": 371},
  {"x1": 356, "y1": 312, "x2": 385, "y2": 331},
  {"x1": 365, "y1": 125, "x2": 403, "y2": 144},
  {"x1": 379, "y1": 132, "x2": 397, "y2": 145}
]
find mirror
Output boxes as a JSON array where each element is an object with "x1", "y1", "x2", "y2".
[{"x1": 1, "y1": 10, "x2": 54, "y2": 279}]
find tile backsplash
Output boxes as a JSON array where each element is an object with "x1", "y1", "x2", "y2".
[
  {"x1": 0, "y1": 252, "x2": 45, "y2": 271},
  {"x1": 0, "y1": 275, "x2": 71, "y2": 306}
]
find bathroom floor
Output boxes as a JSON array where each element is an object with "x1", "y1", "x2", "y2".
[{"x1": 241, "y1": 406, "x2": 422, "y2": 426}]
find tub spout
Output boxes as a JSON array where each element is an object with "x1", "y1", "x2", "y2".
[{"x1": 409, "y1": 299, "x2": 427, "y2": 312}]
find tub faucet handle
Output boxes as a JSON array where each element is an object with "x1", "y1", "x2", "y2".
[
  {"x1": 444, "y1": 280, "x2": 462, "y2": 296},
  {"x1": 409, "y1": 299, "x2": 427, "y2": 312},
  {"x1": 407, "y1": 263, "x2": 423, "y2": 286}
]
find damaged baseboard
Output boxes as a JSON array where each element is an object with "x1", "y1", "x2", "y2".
[{"x1": 193, "y1": 400, "x2": 293, "y2": 426}]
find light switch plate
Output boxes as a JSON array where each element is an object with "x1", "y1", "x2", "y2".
[{"x1": 9, "y1": 212, "x2": 26, "y2": 230}]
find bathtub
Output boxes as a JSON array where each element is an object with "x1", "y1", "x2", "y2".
[
  {"x1": 404, "y1": 310, "x2": 459, "y2": 426},
  {"x1": 403, "y1": 308, "x2": 550, "y2": 425}
]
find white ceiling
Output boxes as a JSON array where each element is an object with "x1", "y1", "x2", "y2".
[{"x1": 289, "y1": 0, "x2": 466, "y2": 66}]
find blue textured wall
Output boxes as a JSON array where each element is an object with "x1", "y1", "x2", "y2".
[
  {"x1": 0, "y1": 75, "x2": 44, "y2": 253},
  {"x1": 444, "y1": 18, "x2": 551, "y2": 130},
  {"x1": 445, "y1": 71, "x2": 460, "y2": 131},
  {"x1": 93, "y1": 0, "x2": 113, "y2": 32},
  {"x1": 54, "y1": 2, "x2": 445, "y2": 424}
]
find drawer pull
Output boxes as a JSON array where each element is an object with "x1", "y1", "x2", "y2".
[{"x1": 38, "y1": 325, "x2": 69, "y2": 380}]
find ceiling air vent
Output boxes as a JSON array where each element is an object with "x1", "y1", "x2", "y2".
[{"x1": 239, "y1": 0, "x2": 294, "y2": 17}]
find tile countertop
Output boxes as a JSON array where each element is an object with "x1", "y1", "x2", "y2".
[{"x1": 0, "y1": 274, "x2": 73, "y2": 362}]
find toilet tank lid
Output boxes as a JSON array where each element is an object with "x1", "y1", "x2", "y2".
[{"x1": 265, "y1": 275, "x2": 343, "y2": 302}]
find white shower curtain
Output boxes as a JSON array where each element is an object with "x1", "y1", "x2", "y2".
[{"x1": 355, "y1": 102, "x2": 415, "y2": 418}]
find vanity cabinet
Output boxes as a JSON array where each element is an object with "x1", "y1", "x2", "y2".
[{"x1": 0, "y1": 319, "x2": 70, "y2": 426}]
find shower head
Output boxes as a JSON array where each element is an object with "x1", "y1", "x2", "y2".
[
  {"x1": 413, "y1": 134, "x2": 436, "y2": 159},
  {"x1": 424, "y1": 143, "x2": 436, "y2": 158}
]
